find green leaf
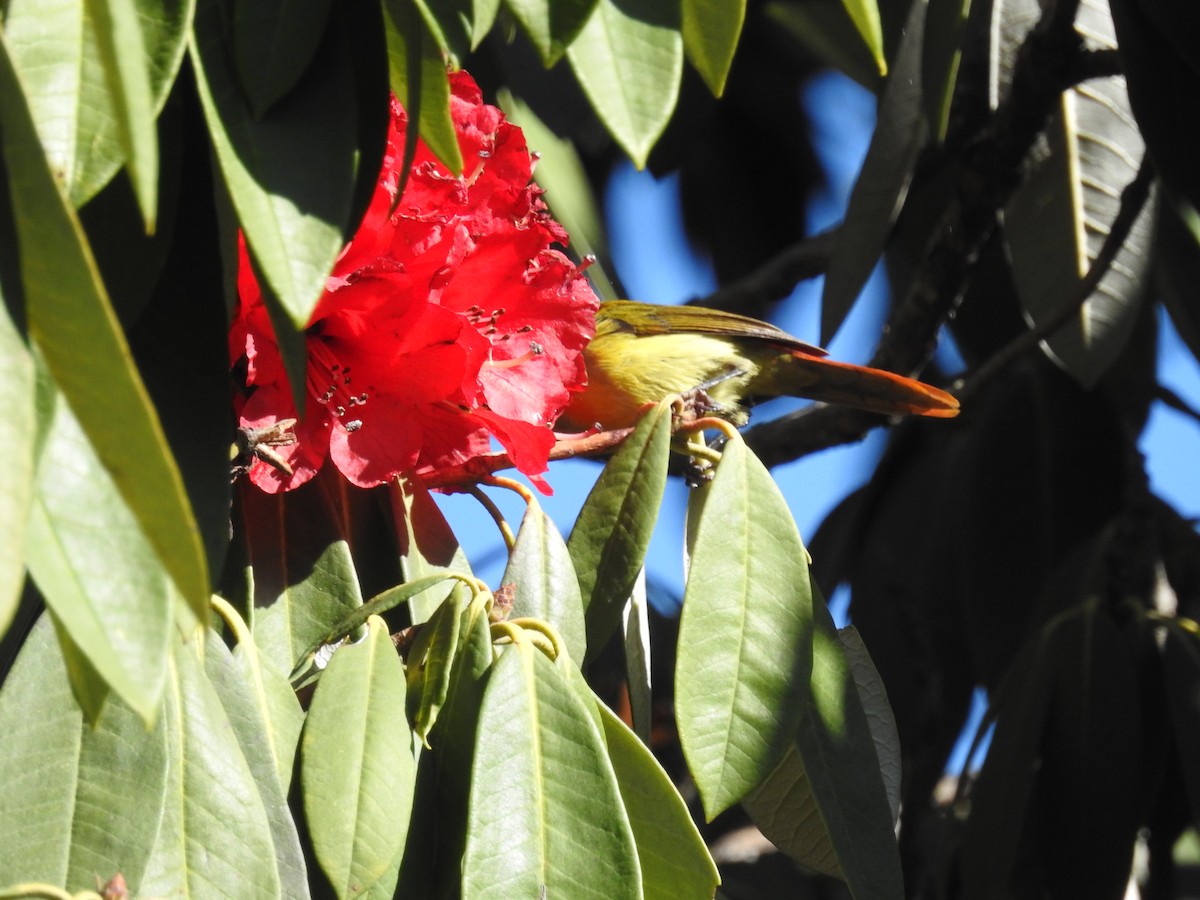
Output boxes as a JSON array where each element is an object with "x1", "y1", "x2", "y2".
[
  {"x1": 838, "y1": 625, "x2": 901, "y2": 822},
  {"x1": 838, "y1": 0, "x2": 887, "y2": 79},
  {"x1": 407, "y1": 587, "x2": 466, "y2": 744},
  {"x1": 566, "y1": 0, "x2": 683, "y2": 168},
  {"x1": 411, "y1": 0, "x2": 500, "y2": 61},
  {"x1": 84, "y1": 0, "x2": 159, "y2": 228},
  {"x1": 745, "y1": 606, "x2": 903, "y2": 897},
  {"x1": 139, "y1": 638, "x2": 284, "y2": 898},
  {"x1": 302, "y1": 616, "x2": 416, "y2": 899},
  {"x1": 1004, "y1": 0, "x2": 1154, "y2": 388},
  {"x1": 189, "y1": 0, "x2": 358, "y2": 327},
  {"x1": 567, "y1": 399, "x2": 671, "y2": 661},
  {"x1": 0, "y1": 31, "x2": 210, "y2": 615},
  {"x1": 204, "y1": 631, "x2": 311, "y2": 899},
  {"x1": 384, "y1": 0, "x2": 464, "y2": 176},
  {"x1": 0, "y1": 290, "x2": 34, "y2": 637},
  {"x1": 923, "y1": 0, "x2": 971, "y2": 142},
  {"x1": 462, "y1": 644, "x2": 642, "y2": 899},
  {"x1": 623, "y1": 568, "x2": 652, "y2": 742},
  {"x1": 765, "y1": 0, "x2": 885, "y2": 90},
  {"x1": 238, "y1": 470, "x2": 366, "y2": 677},
  {"x1": 2, "y1": 0, "x2": 191, "y2": 209},
  {"x1": 676, "y1": 435, "x2": 814, "y2": 819},
  {"x1": 25, "y1": 393, "x2": 174, "y2": 722},
  {"x1": 598, "y1": 702, "x2": 720, "y2": 899},
  {"x1": 820, "y1": 0, "x2": 928, "y2": 344},
  {"x1": 682, "y1": 0, "x2": 746, "y2": 97},
  {"x1": 392, "y1": 475, "x2": 474, "y2": 625},
  {"x1": 503, "y1": 495, "x2": 587, "y2": 663},
  {"x1": 505, "y1": 0, "x2": 598, "y2": 66},
  {"x1": 233, "y1": 0, "x2": 334, "y2": 117},
  {"x1": 0, "y1": 615, "x2": 169, "y2": 894}
]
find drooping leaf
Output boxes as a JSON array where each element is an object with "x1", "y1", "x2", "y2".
[
  {"x1": 505, "y1": 0, "x2": 597, "y2": 66},
  {"x1": 838, "y1": 0, "x2": 887, "y2": 79},
  {"x1": 503, "y1": 495, "x2": 587, "y2": 663},
  {"x1": 392, "y1": 475, "x2": 474, "y2": 625},
  {"x1": 139, "y1": 638, "x2": 284, "y2": 898},
  {"x1": 2, "y1": 0, "x2": 191, "y2": 209},
  {"x1": 0, "y1": 31, "x2": 210, "y2": 615},
  {"x1": 567, "y1": 399, "x2": 671, "y2": 661},
  {"x1": 233, "y1": 0, "x2": 333, "y2": 117},
  {"x1": 682, "y1": 0, "x2": 746, "y2": 97},
  {"x1": 84, "y1": 0, "x2": 159, "y2": 228},
  {"x1": 838, "y1": 625, "x2": 901, "y2": 822},
  {"x1": 566, "y1": 0, "x2": 683, "y2": 168},
  {"x1": 189, "y1": 0, "x2": 358, "y2": 327},
  {"x1": 204, "y1": 630, "x2": 310, "y2": 899},
  {"x1": 406, "y1": 587, "x2": 466, "y2": 744},
  {"x1": 25, "y1": 393, "x2": 174, "y2": 722},
  {"x1": 0, "y1": 267, "x2": 34, "y2": 637},
  {"x1": 923, "y1": 0, "x2": 971, "y2": 141},
  {"x1": 302, "y1": 616, "x2": 417, "y2": 900},
  {"x1": 462, "y1": 643, "x2": 642, "y2": 898},
  {"x1": 623, "y1": 568, "x2": 652, "y2": 742},
  {"x1": 676, "y1": 435, "x2": 814, "y2": 819},
  {"x1": 765, "y1": 0, "x2": 885, "y2": 90},
  {"x1": 597, "y1": 701, "x2": 720, "y2": 899},
  {"x1": 1004, "y1": 0, "x2": 1154, "y2": 388},
  {"x1": 384, "y1": 0, "x2": 464, "y2": 175},
  {"x1": 821, "y1": 0, "x2": 928, "y2": 343},
  {"x1": 0, "y1": 615, "x2": 169, "y2": 894}
]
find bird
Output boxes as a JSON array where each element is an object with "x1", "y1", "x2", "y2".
[{"x1": 557, "y1": 300, "x2": 959, "y2": 433}]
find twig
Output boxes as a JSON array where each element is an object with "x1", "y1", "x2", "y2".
[
  {"x1": 1156, "y1": 384, "x2": 1200, "y2": 427},
  {"x1": 956, "y1": 156, "x2": 1154, "y2": 400}
]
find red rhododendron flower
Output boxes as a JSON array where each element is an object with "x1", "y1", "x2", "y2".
[{"x1": 230, "y1": 71, "x2": 598, "y2": 493}]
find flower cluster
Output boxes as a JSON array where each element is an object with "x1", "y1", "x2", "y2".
[{"x1": 230, "y1": 72, "x2": 598, "y2": 493}]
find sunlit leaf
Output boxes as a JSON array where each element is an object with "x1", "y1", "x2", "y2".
[
  {"x1": 407, "y1": 587, "x2": 466, "y2": 744},
  {"x1": 0, "y1": 286, "x2": 34, "y2": 636},
  {"x1": 598, "y1": 702, "x2": 720, "y2": 898},
  {"x1": 392, "y1": 475, "x2": 474, "y2": 625},
  {"x1": 503, "y1": 495, "x2": 587, "y2": 663},
  {"x1": 838, "y1": 0, "x2": 886, "y2": 79},
  {"x1": 189, "y1": 0, "x2": 357, "y2": 327},
  {"x1": 303, "y1": 616, "x2": 415, "y2": 899},
  {"x1": 506, "y1": 0, "x2": 597, "y2": 66},
  {"x1": 0, "y1": 615, "x2": 168, "y2": 894},
  {"x1": 566, "y1": 0, "x2": 683, "y2": 168},
  {"x1": 462, "y1": 644, "x2": 641, "y2": 898},
  {"x1": 568, "y1": 399, "x2": 671, "y2": 661},
  {"x1": 0, "y1": 31, "x2": 209, "y2": 615},
  {"x1": 25, "y1": 391, "x2": 174, "y2": 722},
  {"x1": 676, "y1": 435, "x2": 813, "y2": 818},
  {"x1": 682, "y1": 0, "x2": 746, "y2": 97},
  {"x1": 765, "y1": 0, "x2": 885, "y2": 90}
]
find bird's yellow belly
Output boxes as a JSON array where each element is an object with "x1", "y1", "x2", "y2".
[{"x1": 559, "y1": 331, "x2": 758, "y2": 431}]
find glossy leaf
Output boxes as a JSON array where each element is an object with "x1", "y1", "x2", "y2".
[
  {"x1": 1004, "y1": 0, "x2": 1155, "y2": 388},
  {"x1": 568, "y1": 399, "x2": 671, "y2": 661},
  {"x1": 238, "y1": 471, "x2": 365, "y2": 677},
  {"x1": 598, "y1": 702, "x2": 720, "y2": 899},
  {"x1": 2, "y1": 0, "x2": 191, "y2": 209},
  {"x1": 682, "y1": 0, "x2": 746, "y2": 97},
  {"x1": 676, "y1": 435, "x2": 814, "y2": 819},
  {"x1": 190, "y1": 0, "x2": 357, "y2": 327},
  {"x1": 0, "y1": 290, "x2": 34, "y2": 636},
  {"x1": 234, "y1": 0, "x2": 333, "y2": 117},
  {"x1": 623, "y1": 568, "x2": 652, "y2": 741},
  {"x1": 407, "y1": 587, "x2": 466, "y2": 744},
  {"x1": 302, "y1": 616, "x2": 416, "y2": 900},
  {"x1": 25, "y1": 393, "x2": 174, "y2": 722},
  {"x1": 0, "y1": 32, "x2": 209, "y2": 615},
  {"x1": 566, "y1": 0, "x2": 683, "y2": 168},
  {"x1": 462, "y1": 644, "x2": 642, "y2": 898},
  {"x1": 139, "y1": 638, "x2": 284, "y2": 898},
  {"x1": 204, "y1": 631, "x2": 310, "y2": 899},
  {"x1": 503, "y1": 495, "x2": 587, "y2": 663},
  {"x1": 0, "y1": 615, "x2": 169, "y2": 894},
  {"x1": 506, "y1": 0, "x2": 597, "y2": 66},
  {"x1": 393, "y1": 476, "x2": 474, "y2": 624},
  {"x1": 384, "y1": 0, "x2": 464, "y2": 175},
  {"x1": 820, "y1": 0, "x2": 927, "y2": 343},
  {"x1": 85, "y1": 0, "x2": 159, "y2": 228}
]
